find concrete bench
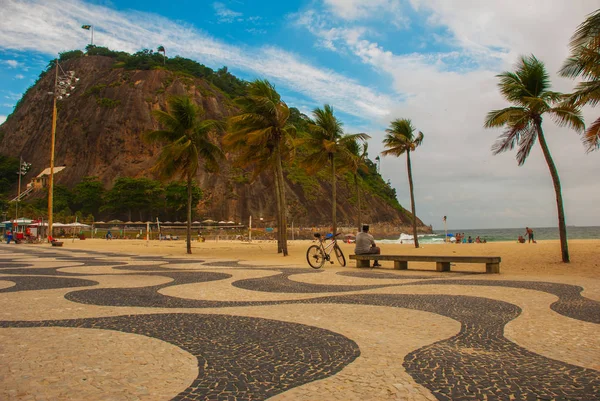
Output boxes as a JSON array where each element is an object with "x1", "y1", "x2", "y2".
[{"x1": 348, "y1": 254, "x2": 501, "y2": 273}]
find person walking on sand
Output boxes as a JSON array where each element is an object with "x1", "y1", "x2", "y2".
[
  {"x1": 525, "y1": 227, "x2": 535, "y2": 243},
  {"x1": 354, "y1": 224, "x2": 381, "y2": 267}
]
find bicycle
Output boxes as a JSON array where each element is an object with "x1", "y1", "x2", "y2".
[{"x1": 306, "y1": 232, "x2": 346, "y2": 269}]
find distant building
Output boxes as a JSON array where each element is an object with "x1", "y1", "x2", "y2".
[{"x1": 32, "y1": 166, "x2": 66, "y2": 190}]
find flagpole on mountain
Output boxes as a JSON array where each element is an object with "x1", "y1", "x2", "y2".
[{"x1": 81, "y1": 25, "x2": 93, "y2": 46}]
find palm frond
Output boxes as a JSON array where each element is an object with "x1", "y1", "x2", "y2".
[
  {"x1": 484, "y1": 107, "x2": 527, "y2": 128},
  {"x1": 151, "y1": 110, "x2": 182, "y2": 133},
  {"x1": 498, "y1": 55, "x2": 550, "y2": 102},
  {"x1": 246, "y1": 127, "x2": 273, "y2": 147},
  {"x1": 312, "y1": 104, "x2": 344, "y2": 139},
  {"x1": 560, "y1": 48, "x2": 600, "y2": 80},
  {"x1": 497, "y1": 71, "x2": 529, "y2": 101},
  {"x1": 516, "y1": 124, "x2": 538, "y2": 166},
  {"x1": 168, "y1": 96, "x2": 199, "y2": 130},
  {"x1": 568, "y1": 9, "x2": 600, "y2": 51},
  {"x1": 583, "y1": 116, "x2": 600, "y2": 152},
  {"x1": 414, "y1": 131, "x2": 424, "y2": 147},
  {"x1": 382, "y1": 130, "x2": 411, "y2": 156},
  {"x1": 548, "y1": 104, "x2": 585, "y2": 133},
  {"x1": 568, "y1": 80, "x2": 600, "y2": 107},
  {"x1": 385, "y1": 118, "x2": 415, "y2": 139},
  {"x1": 491, "y1": 121, "x2": 532, "y2": 156},
  {"x1": 143, "y1": 129, "x2": 180, "y2": 144}
]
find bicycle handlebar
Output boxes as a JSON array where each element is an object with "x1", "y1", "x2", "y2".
[{"x1": 314, "y1": 232, "x2": 342, "y2": 239}]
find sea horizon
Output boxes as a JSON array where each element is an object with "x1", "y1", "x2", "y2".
[{"x1": 379, "y1": 226, "x2": 600, "y2": 244}]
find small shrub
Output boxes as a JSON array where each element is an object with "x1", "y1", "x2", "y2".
[
  {"x1": 84, "y1": 84, "x2": 106, "y2": 96},
  {"x1": 96, "y1": 98, "x2": 121, "y2": 108}
]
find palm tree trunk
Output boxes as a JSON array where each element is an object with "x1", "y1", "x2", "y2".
[
  {"x1": 406, "y1": 150, "x2": 419, "y2": 248},
  {"x1": 275, "y1": 141, "x2": 288, "y2": 256},
  {"x1": 536, "y1": 124, "x2": 569, "y2": 262},
  {"x1": 273, "y1": 167, "x2": 283, "y2": 253},
  {"x1": 355, "y1": 173, "x2": 361, "y2": 232},
  {"x1": 331, "y1": 156, "x2": 337, "y2": 235},
  {"x1": 186, "y1": 175, "x2": 192, "y2": 254}
]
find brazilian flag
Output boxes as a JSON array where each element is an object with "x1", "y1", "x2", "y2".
[{"x1": 81, "y1": 25, "x2": 91, "y2": 30}]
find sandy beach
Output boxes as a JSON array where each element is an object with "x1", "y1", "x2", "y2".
[{"x1": 52, "y1": 237, "x2": 600, "y2": 278}]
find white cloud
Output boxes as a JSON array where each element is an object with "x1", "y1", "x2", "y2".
[
  {"x1": 323, "y1": 0, "x2": 409, "y2": 28},
  {"x1": 0, "y1": 115, "x2": 6, "y2": 125},
  {"x1": 3, "y1": 91, "x2": 22, "y2": 100},
  {"x1": 213, "y1": 2, "x2": 243, "y2": 23},
  {"x1": 3, "y1": 59, "x2": 20, "y2": 68},
  {"x1": 15, "y1": 74, "x2": 25, "y2": 79},
  {"x1": 0, "y1": 0, "x2": 395, "y2": 119}
]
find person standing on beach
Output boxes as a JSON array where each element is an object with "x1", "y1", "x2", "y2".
[
  {"x1": 355, "y1": 225, "x2": 381, "y2": 267},
  {"x1": 525, "y1": 227, "x2": 535, "y2": 243}
]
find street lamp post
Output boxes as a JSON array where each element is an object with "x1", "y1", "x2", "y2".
[
  {"x1": 47, "y1": 58, "x2": 78, "y2": 241},
  {"x1": 15, "y1": 156, "x2": 31, "y2": 221}
]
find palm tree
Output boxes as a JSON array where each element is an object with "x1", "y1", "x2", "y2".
[
  {"x1": 342, "y1": 139, "x2": 371, "y2": 232},
  {"x1": 559, "y1": 9, "x2": 600, "y2": 152},
  {"x1": 302, "y1": 104, "x2": 369, "y2": 235},
  {"x1": 223, "y1": 79, "x2": 295, "y2": 256},
  {"x1": 485, "y1": 55, "x2": 584, "y2": 263},
  {"x1": 381, "y1": 119, "x2": 424, "y2": 248},
  {"x1": 143, "y1": 96, "x2": 224, "y2": 254}
]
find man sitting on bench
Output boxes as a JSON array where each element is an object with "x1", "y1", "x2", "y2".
[{"x1": 354, "y1": 224, "x2": 381, "y2": 267}]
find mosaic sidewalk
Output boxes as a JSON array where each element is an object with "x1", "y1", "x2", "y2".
[{"x1": 0, "y1": 245, "x2": 599, "y2": 400}]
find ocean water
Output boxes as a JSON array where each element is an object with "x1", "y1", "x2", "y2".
[{"x1": 378, "y1": 226, "x2": 600, "y2": 244}]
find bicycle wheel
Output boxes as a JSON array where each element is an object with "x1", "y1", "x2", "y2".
[
  {"x1": 334, "y1": 244, "x2": 346, "y2": 266},
  {"x1": 307, "y1": 245, "x2": 325, "y2": 269}
]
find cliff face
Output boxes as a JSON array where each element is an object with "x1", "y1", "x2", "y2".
[{"x1": 0, "y1": 55, "x2": 429, "y2": 230}]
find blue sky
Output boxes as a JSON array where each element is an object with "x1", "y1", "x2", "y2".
[{"x1": 1, "y1": 0, "x2": 599, "y2": 230}]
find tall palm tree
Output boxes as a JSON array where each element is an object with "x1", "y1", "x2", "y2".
[
  {"x1": 559, "y1": 9, "x2": 600, "y2": 152},
  {"x1": 342, "y1": 139, "x2": 371, "y2": 232},
  {"x1": 223, "y1": 79, "x2": 295, "y2": 256},
  {"x1": 302, "y1": 105, "x2": 369, "y2": 235},
  {"x1": 485, "y1": 55, "x2": 584, "y2": 263},
  {"x1": 143, "y1": 96, "x2": 224, "y2": 254},
  {"x1": 381, "y1": 119, "x2": 424, "y2": 248}
]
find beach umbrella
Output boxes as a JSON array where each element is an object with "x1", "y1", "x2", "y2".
[
  {"x1": 218, "y1": 220, "x2": 227, "y2": 224},
  {"x1": 29, "y1": 222, "x2": 48, "y2": 226},
  {"x1": 124, "y1": 221, "x2": 134, "y2": 225},
  {"x1": 65, "y1": 222, "x2": 91, "y2": 228},
  {"x1": 108, "y1": 219, "x2": 123, "y2": 224},
  {"x1": 2, "y1": 218, "x2": 34, "y2": 225},
  {"x1": 52, "y1": 222, "x2": 66, "y2": 227},
  {"x1": 192, "y1": 221, "x2": 201, "y2": 224},
  {"x1": 173, "y1": 221, "x2": 183, "y2": 224},
  {"x1": 95, "y1": 221, "x2": 106, "y2": 224},
  {"x1": 227, "y1": 220, "x2": 236, "y2": 224}
]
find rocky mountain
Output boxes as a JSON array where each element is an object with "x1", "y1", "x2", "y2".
[{"x1": 0, "y1": 53, "x2": 430, "y2": 231}]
